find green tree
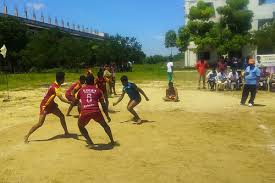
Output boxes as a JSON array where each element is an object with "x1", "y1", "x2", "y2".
[
  {"x1": 254, "y1": 22, "x2": 275, "y2": 54},
  {"x1": 216, "y1": 0, "x2": 253, "y2": 55},
  {"x1": 165, "y1": 30, "x2": 177, "y2": 56},
  {"x1": 185, "y1": 0, "x2": 216, "y2": 52},
  {"x1": 0, "y1": 17, "x2": 28, "y2": 72},
  {"x1": 176, "y1": 26, "x2": 190, "y2": 52},
  {"x1": 0, "y1": 16, "x2": 145, "y2": 72}
]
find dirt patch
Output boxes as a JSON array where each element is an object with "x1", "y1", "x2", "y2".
[{"x1": 0, "y1": 81, "x2": 275, "y2": 183}]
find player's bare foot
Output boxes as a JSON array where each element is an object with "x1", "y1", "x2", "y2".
[
  {"x1": 133, "y1": 118, "x2": 142, "y2": 125},
  {"x1": 24, "y1": 136, "x2": 29, "y2": 144},
  {"x1": 110, "y1": 141, "x2": 120, "y2": 147},
  {"x1": 87, "y1": 144, "x2": 98, "y2": 149},
  {"x1": 131, "y1": 117, "x2": 138, "y2": 122}
]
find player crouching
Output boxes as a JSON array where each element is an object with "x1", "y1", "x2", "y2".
[
  {"x1": 77, "y1": 75, "x2": 115, "y2": 148},
  {"x1": 24, "y1": 72, "x2": 71, "y2": 143},
  {"x1": 65, "y1": 75, "x2": 86, "y2": 116}
]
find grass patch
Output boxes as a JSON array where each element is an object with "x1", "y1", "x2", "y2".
[{"x1": 0, "y1": 64, "x2": 197, "y2": 91}]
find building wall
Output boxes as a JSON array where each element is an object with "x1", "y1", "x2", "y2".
[{"x1": 184, "y1": 0, "x2": 275, "y2": 67}]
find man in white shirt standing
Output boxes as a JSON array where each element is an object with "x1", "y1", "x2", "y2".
[{"x1": 167, "y1": 59, "x2": 174, "y2": 82}]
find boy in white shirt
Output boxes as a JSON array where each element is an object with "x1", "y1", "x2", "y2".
[
  {"x1": 206, "y1": 68, "x2": 217, "y2": 91},
  {"x1": 216, "y1": 71, "x2": 227, "y2": 91},
  {"x1": 167, "y1": 59, "x2": 174, "y2": 82},
  {"x1": 227, "y1": 70, "x2": 239, "y2": 90}
]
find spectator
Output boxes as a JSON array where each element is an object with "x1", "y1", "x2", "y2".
[
  {"x1": 256, "y1": 55, "x2": 263, "y2": 68},
  {"x1": 195, "y1": 58, "x2": 209, "y2": 89},
  {"x1": 217, "y1": 57, "x2": 227, "y2": 73},
  {"x1": 110, "y1": 63, "x2": 117, "y2": 95},
  {"x1": 104, "y1": 65, "x2": 112, "y2": 96},
  {"x1": 231, "y1": 57, "x2": 239, "y2": 70},
  {"x1": 206, "y1": 67, "x2": 217, "y2": 91},
  {"x1": 128, "y1": 61, "x2": 133, "y2": 72},
  {"x1": 216, "y1": 71, "x2": 227, "y2": 91},
  {"x1": 240, "y1": 59, "x2": 261, "y2": 107},
  {"x1": 166, "y1": 59, "x2": 174, "y2": 82},
  {"x1": 227, "y1": 69, "x2": 239, "y2": 90}
]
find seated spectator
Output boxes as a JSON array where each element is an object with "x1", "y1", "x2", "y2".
[
  {"x1": 163, "y1": 82, "x2": 179, "y2": 102},
  {"x1": 206, "y1": 68, "x2": 217, "y2": 91},
  {"x1": 216, "y1": 71, "x2": 227, "y2": 91},
  {"x1": 236, "y1": 71, "x2": 243, "y2": 90},
  {"x1": 227, "y1": 69, "x2": 239, "y2": 90},
  {"x1": 269, "y1": 73, "x2": 275, "y2": 92},
  {"x1": 231, "y1": 57, "x2": 239, "y2": 70},
  {"x1": 258, "y1": 68, "x2": 269, "y2": 90}
]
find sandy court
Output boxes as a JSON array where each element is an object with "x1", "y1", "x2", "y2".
[{"x1": 0, "y1": 80, "x2": 275, "y2": 183}]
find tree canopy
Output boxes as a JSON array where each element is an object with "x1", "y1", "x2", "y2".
[
  {"x1": 176, "y1": 0, "x2": 254, "y2": 56},
  {"x1": 254, "y1": 22, "x2": 275, "y2": 54},
  {"x1": 165, "y1": 30, "x2": 177, "y2": 55},
  {"x1": 0, "y1": 17, "x2": 145, "y2": 72}
]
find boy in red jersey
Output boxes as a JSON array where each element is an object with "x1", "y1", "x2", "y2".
[
  {"x1": 24, "y1": 72, "x2": 71, "y2": 143},
  {"x1": 77, "y1": 75, "x2": 115, "y2": 147},
  {"x1": 66, "y1": 75, "x2": 86, "y2": 116},
  {"x1": 95, "y1": 71, "x2": 109, "y2": 111}
]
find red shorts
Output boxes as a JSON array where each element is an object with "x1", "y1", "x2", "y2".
[
  {"x1": 40, "y1": 102, "x2": 58, "y2": 115},
  {"x1": 78, "y1": 111, "x2": 104, "y2": 127}
]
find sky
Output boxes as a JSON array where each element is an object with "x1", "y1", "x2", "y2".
[
  {"x1": 3, "y1": 0, "x2": 275, "y2": 56},
  {"x1": 4, "y1": 0, "x2": 184, "y2": 56}
]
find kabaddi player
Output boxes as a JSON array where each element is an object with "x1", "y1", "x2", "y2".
[
  {"x1": 163, "y1": 82, "x2": 179, "y2": 102},
  {"x1": 86, "y1": 67, "x2": 93, "y2": 77},
  {"x1": 65, "y1": 75, "x2": 86, "y2": 116},
  {"x1": 77, "y1": 75, "x2": 115, "y2": 147},
  {"x1": 95, "y1": 71, "x2": 109, "y2": 111},
  {"x1": 113, "y1": 75, "x2": 149, "y2": 124},
  {"x1": 24, "y1": 72, "x2": 71, "y2": 143}
]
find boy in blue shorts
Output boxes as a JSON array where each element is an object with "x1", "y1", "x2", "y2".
[{"x1": 113, "y1": 75, "x2": 149, "y2": 124}]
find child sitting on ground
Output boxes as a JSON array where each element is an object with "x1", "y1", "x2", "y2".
[{"x1": 163, "y1": 82, "x2": 179, "y2": 102}]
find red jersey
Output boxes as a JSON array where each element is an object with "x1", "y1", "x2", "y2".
[
  {"x1": 195, "y1": 60, "x2": 209, "y2": 75},
  {"x1": 95, "y1": 77, "x2": 107, "y2": 93},
  {"x1": 66, "y1": 81, "x2": 81, "y2": 97},
  {"x1": 77, "y1": 85, "x2": 103, "y2": 113},
  {"x1": 40, "y1": 82, "x2": 61, "y2": 112},
  {"x1": 217, "y1": 61, "x2": 227, "y2": 72}
]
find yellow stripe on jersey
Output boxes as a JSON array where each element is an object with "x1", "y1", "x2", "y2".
[
  {"x1": 44, "y1": 94, "x2": 55, "y2": 108},
  {"x1": 55, "y1": 87, "x2": 62, "y2": 97}
]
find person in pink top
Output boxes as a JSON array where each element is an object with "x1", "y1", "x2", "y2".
[
  {"x1": 77, "y1": 75, "x2": 115, "y2": 148},
  {"x1": 195, "y1": 58, "x2": 209, "y2": 89},
  {"x1": 217, "y1": 56, "x2": 227, "y2": 73}
]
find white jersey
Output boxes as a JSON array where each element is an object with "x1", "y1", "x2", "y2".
[{"x1": 167, "y1": 62, "x2": 173, "y2": 73}]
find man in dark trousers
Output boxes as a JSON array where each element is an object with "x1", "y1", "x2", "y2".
[{"x1": 240, "y1": 59, "x2": 261, "y2": 107}]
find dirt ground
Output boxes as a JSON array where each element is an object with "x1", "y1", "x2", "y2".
[{"x1": 0, "y1": 80, "x2": 275, "y2": 183}]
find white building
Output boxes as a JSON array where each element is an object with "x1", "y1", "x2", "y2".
[{"x1": 184, "y1": 0, "x2": 275, "y2": 67}]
